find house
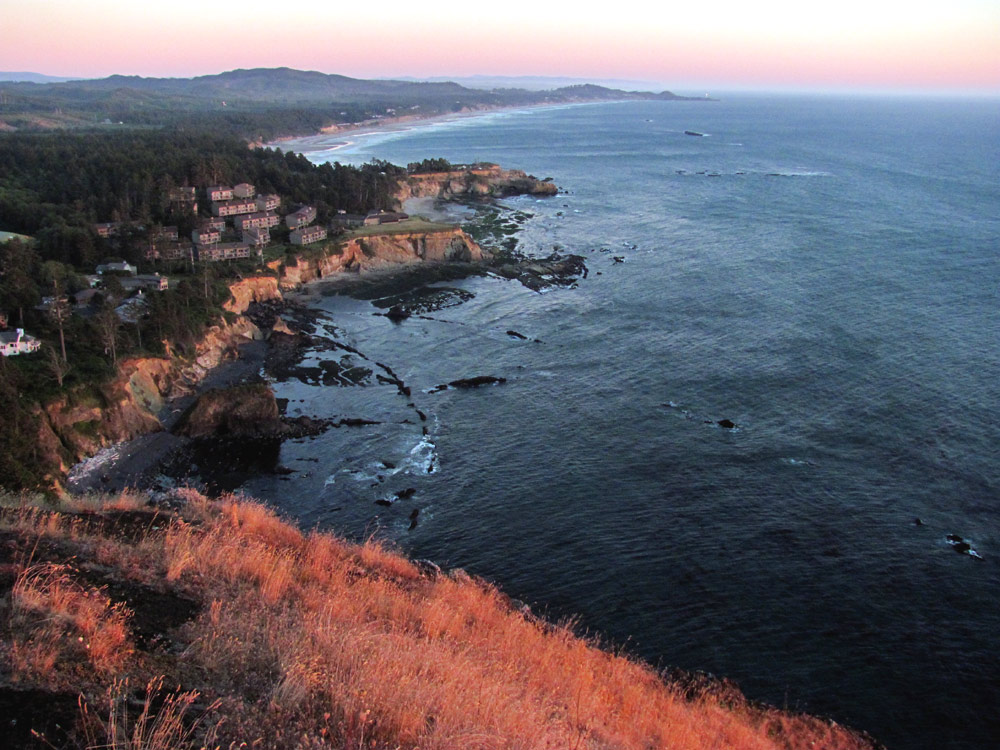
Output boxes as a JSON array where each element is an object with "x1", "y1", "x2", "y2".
[
  {"x1": 192, "y1": 224, "x2": 221, "y2": 245},
  {"x1": 96, "y1": 261, "x2": 137, "y2": 275},
  {"x1": 233, "y1": 183, "x2": 256, "y2": 199},
  {"x1": 151, "y1": 226, "x2": 179, "y2": 242},
  {"x1": 71, "y1": 288, "x2": 101, "y2": 308},
  {"x1": 195, "y1": 242, "x2": 260, "y2": 262},
  {"x1": 121, "y1": 274, "x2": 169, "y2": 292},
  {"x1": 364, "y1": 210, "x2": 409, "y2": 226},
  {"x1": 169, "y1": 186, "x2": 196, "y2": 202},
  {"x1": 212, "y1": 198, "x2": 258, "y2": 218},
  {"x1": 94, "y1": 222, "x2": 120, "y2": 238},
  {"x1": 289, "y1": 225, "x2": 327, "y2": 246},
  {"x1": 256, "y1": 194, "x2": 280, "y2": 212},
  {"x1": 168, "y1": 187, "x2": 198, "y2": 213},
  {"x1": 147, "y1": 243, "x2": 193, "y2": 262},
  {"x1": 234, "y1": 211, "x2": 280, "y2": 232},
  {"x1": 0, "y1": 312, "x2": 8, "y2": 329},
  {"x1": 242, "y1": 226, "x2": 270, "y2": 248},
  {"x1": 333, "y1": 212, "x2": 366, "y2": 228},
  {"x1": 286, "y1": 206, "x2": 317, "y2": 229},
  {"x1": 0, "y1": 329, "x2": 41, "y2": 357},
  {"x1": 207, "y1": 185, "x2": 234, "y2": 202}
]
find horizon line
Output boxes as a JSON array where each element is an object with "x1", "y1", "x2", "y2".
[{"x1": 3, "y1": 67, "x2": 999, "y2": 99}]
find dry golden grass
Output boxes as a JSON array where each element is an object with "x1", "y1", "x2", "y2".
[
  {"x1": 9, "y1": 562, "x2": 132, "y2": 684},
  {"x1": 0, "y1": 490, "x2": 877, "y2": 750}
]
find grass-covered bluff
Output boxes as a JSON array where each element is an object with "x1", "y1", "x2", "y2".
[{"x1": 0, "y1": 490, "x2": 875, "y2": 749}]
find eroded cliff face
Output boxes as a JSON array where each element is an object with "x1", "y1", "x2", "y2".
[
  {"x1": 277, "y1": 228, "x2": 485, "y2": 289},
  {"x1": 395, "y1": 165, "x2": 558, "y2": 202},
  {"x1": 48, "y1": 229, "x2": 481, "y2": 491},
  {"x1": 40, "y1": 305, "x2": 263, "y2": 491},
  {"x1": 224, "y1": 276, "x2": 283, "y2": 314}
]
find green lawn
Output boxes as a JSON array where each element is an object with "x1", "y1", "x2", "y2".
[
  {"x1": 345, "y1": 217, "x2": 457, "y2": 238},
  {"x1": 0, "y1": 230, "x2": 31, "y2": 242}
]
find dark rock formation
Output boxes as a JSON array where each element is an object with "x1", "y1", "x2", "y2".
[
  {"x1": 386, "y1": 305, "x2": 411, "y2": 322},
  {"x1": 173, "y1": 384, "x2": 283, "y2": 438},
  {"x1": 337, "y1": 417, "x2": 382, "y2": 427},
  {"x1": 490, "y1": 252, "x2": 588, "y2": 292},
  {"x1": 946, "y1": 534, "x2": 983, "y2": 558},
  {"x1": 447, "y1": 376, "x2": 507, "y2": 389}
]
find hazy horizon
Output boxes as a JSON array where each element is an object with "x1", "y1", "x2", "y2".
[
  {"x1": 2, "y1": 68, "x2": 999, "y2": 101},
  {"x1": 2, "y1": 1, "x2": 997, "y2": 97}
]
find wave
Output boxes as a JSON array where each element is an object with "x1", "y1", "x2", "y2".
[{"x1": 672, "y1": 169, "x2": 833, "y2": 178}]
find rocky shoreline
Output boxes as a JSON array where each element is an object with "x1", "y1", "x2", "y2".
[{"x1": 65, "y1": 175, "x2": 589, "y2": 497}]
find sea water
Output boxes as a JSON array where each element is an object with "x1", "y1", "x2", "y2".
[{"x1": 255, "y1": 96, "x2": 1000, "y2": 749}]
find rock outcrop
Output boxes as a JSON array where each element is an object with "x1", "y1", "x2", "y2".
[
  {"x1": 395, "y1": 164, "x2": 558, "y2": 202},
  {"x1": 224, "y1": 276, "x2": 282, "y2": 314},
  {"x1": 40, "y1": 312, "x2": 263, "y2": 490},
  {"x1": 277, "y1": 227, "x2": 485, "y2": 289},
  {"x1": 173, "y1": 383, "x2": 283, "y2": 439}
]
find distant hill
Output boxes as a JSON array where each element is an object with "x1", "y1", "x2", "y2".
[
  {"x1": 0, "y1": 72, "x2": 81, "y2": 83},
  {"x1": 389, "y1": 74, "x2": 670, "y2": 92},
  {"x1": 0, "y1": 67, "x2": 711, "y2": 139}
]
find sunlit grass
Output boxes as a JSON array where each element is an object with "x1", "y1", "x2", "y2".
[{"x1": 0, "y1": 490, "x2": 875, "y2": 749}]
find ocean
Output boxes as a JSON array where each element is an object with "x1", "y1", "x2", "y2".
[{"x1": 254, "y1": 96, "x2": 1000, "y2": 749}]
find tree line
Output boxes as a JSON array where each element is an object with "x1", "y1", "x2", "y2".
[
  {"x1": 0, "y1": 128, "x2": 414, "y2": 490},
  {"x1": 0, "y1": 130, "x2": 405, "y2": 268}
]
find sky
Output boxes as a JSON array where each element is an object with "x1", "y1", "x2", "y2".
[{"x1": 2, "y1": 0, "x2": 999, "y2": 94}]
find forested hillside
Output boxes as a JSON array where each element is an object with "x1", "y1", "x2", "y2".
[{"x1": 0, "y1": 131, "x2": 402, "y2": 268}]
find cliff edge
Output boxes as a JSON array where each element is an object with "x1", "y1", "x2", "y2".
[
  {"x1": 0, "y1": 489, "x2": 878, "y2": 750},
  {"x1": 395, "y1": 164, "x2": 558, "y2": 202}
]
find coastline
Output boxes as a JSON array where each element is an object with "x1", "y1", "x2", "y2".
[{"x1": 269, "y1": 101, "x2": 591, "y2": 156}]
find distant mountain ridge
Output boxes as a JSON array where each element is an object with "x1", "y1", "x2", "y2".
[
  {"x1": 23, "y1": 67, "x2": 700, "y2": 103},
  {"x1": 388, "y1": 74, "x2": 670, "y2": 92},
  {"x1": 0, "y1": 67, "x2": 711, "y2": 139},
  {"x1": 0, "y1": 72, "x2": 82, "y2": 83}
]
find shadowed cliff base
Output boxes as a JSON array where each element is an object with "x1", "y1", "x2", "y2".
[{"x1": 0, "y1": 489, "x2": 878, "y2": 750}]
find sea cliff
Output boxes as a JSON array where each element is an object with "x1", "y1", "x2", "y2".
[
  {"x1": 42, "y1": 226, "x2": 487, "y2": 492},
  {"x1": 395, "y1": 164, "x2": 558, "y2": 201},
  {"x1": 276, "y1": 226, "x2": 484, "y2": 288},
  {"x1": 37, "y1": 314, "x2": 264, "y2": 491},
  {"x1": 40, "y1": 161, "x2": 551, "y2": 492}
]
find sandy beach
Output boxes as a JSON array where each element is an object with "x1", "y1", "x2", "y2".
[{"x1": 269, "y1": 102, "x2": 584, "y2": 157}]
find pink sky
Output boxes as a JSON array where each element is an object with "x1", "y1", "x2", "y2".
[{"x1": 3, "y1": 1, "x2": 999, "y2": 93}]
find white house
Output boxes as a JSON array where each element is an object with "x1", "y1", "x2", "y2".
[{"x1": 0, "y1": 329, "x2": 41, "y2": 357}]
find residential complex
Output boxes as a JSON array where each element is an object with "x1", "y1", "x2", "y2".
[
  {"x1": 286, "y1": 205, "x2": 317, "y2": 229},
  {"x1": 290, "y1": 225, "x2": 327, "y2": 245}
]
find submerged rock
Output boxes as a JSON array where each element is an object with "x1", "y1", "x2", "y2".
[
  {"x1": 386, "y1": 305, "x2": 411, "y2": 322},
  {"x1": 337, "y1": 417, "x2": 382, "y2": 427},
  {"x1": 491, "y1": 252, "x2": 588, "y2": 292},
  {"x1": 946, "y1": 534, "x2": 983, "y2": 559},
  {"x1": 447, "y1": 376, "x2": 507, "y2": 389}
]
